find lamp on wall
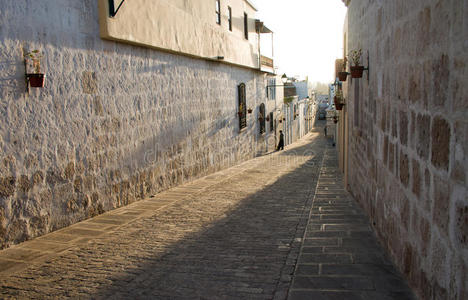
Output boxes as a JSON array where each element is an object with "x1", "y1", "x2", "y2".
[{"x1": 265, "y1": 73, "x2": 294, "y2": 97}]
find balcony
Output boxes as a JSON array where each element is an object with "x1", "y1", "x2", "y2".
[
  {"x1": 256, "y1": 19, "x2": 275, "y2": 73},
  {"x1": 261, "y1": 55, "x2": 274, "y2": 69}
]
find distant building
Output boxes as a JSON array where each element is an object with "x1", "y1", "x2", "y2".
[{"x1": 293, "y1": 80, "x2": 312, "y2": 101}]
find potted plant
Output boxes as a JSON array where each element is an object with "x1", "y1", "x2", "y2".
[
  {"x1": 338, "y1": 58, "x2": 348, "y2": 81},
  {"x1": 334, "y1": 89, "x2": 345, "y2": 110},
  {"x1": 348, "y1": 49, "x2": 364, "y2": 78},
  {"x1": 25, "y1": 50, "x2": 46, "y2": 87},
  {"x1": 247, "y1": 108, "x2": 253, "y2": 114},
  {"x1": 266, "y1": 115, "x2": 270, "y2": 122}
]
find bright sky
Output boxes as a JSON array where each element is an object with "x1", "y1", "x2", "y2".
[{"x1": 253, "y1": 0, "x2": 347, "y2": 84}]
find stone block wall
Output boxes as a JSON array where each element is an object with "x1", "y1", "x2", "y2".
[
  {"x1": 0, "y1": 0, "x2": 270, "y2": 249},
  {"x1": 343, "y1": 0, "x2": 467, "y2": 298}
]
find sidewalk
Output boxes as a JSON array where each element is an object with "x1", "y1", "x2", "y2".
[
  {"x1": 0, "y1": 125, "x2": 415, "y2": 299},
  {"x1": 288, "y1": 147, "x2": 416, "y2": 300}
]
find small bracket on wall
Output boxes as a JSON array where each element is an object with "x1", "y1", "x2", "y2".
[
  {"x1": 365, "y1": 50, "x2": 370, "y2": 82},
  {"x1": 109, "y1": 0, "x2": 126, "y2": 17},
  {"x1": 24, "y1": 58, "x2": 29, "y2": 93}
]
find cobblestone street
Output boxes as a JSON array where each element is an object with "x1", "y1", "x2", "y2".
[{"x1": 0, "y1": 123, "x2": 415, "y2": 299}]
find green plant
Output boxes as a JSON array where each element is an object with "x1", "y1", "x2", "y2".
[
  {"x1": 284, "y1": 96, "x2": 294, "y2": 104},
  {"x1": 24, "y1": 50, "x2": 43, "y2": 73},
  {"x1": 335, "y1": 89, "x2": 343, "y2": 100},
  {"x1": 348, "y1": 49, "x2": 362, "y2": 66},
  {"x1": 342, "y1": 57, "x2": 347, "y2": 70}
]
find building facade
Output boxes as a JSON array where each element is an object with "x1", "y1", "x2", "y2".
[
  {"x1": 338, "y1": 0, "x2": 467, "y2": 299},
  {"x1": 0, "y1": 0, "x2": 278, "y2": 249}
]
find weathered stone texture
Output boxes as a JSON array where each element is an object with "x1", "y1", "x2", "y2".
[
  {"x1": 344, "y1": 0, "x2": 467, "y2": 298},
  {"x1": 416, "y1": 114, "x2": 431, "y2": 161},
  {"x1": 455, "y1": 202, "x2": 468, "y2": 247},
  {"x1": 0, "y1": 1, "x2": 272, "y2": 249},
  {"x1": 0, "y1": 176, "x2": 16, "y2": 198},
  {"x1": 399, "y1": 151, "x2": 409, "y2": 187},
  {"x1": 412, "y1": 159, "x2": 421, "y2": 197},
  {"x1": 431, "y1": 116, "x2": 451, "y2": 170}
]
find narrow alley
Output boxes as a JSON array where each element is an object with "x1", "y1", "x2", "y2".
[{"x1": 0, "y1": 122, "x2": 415, "y2": 299}]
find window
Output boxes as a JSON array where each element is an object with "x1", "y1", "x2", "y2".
[
  {"x1": 244, "y1": 13, "x2": 248, "y2": 39},
  {"x1": 259, "y1": 103, "x2": 266, "y2": 134},
  {"x1": 216, "y1": 0, "x2": 221, "y2": 25},
  {"x1": 238, "y1": 83, "x2": 247, "y2": 130},
  {"x1": 228, "y1": 6, "x2": 232, "y2": 31},
  {"x1": 267, "y1": 78, "x2": 276, "y2": 100},
  {"x1": 269, "y1": 112, "x2": 274, "y2": 132}
]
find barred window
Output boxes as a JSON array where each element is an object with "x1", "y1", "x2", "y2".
[
  {"x1": 244, "y1": 13, "x2": 248, "y2": 39},
  {"x1": 267, "y1": 78, "x2": 276, "y2": 100},
  {"x1": 228, "y1": 6, "x2": 232, "y2": 31},
  {"x1": 269, "y1": 112, "x2": 274, "y2": 132},
  {"x1": 216, "y1": 0, "x2": 221, "y2": 25},
  {"x1": 259, "y1": 103, "x2": 266, "y2": 134},
  {"x1": 238, "y1": 83, "x2": 247, "y2": 130}
]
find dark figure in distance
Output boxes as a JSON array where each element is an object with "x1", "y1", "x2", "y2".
[{"x1": 277, "y1": 130, "x2": 284, "y2": 151}]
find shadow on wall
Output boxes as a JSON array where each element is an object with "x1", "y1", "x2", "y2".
[{"x1": 0, "y1": 0, "x2": 275, "y2": 249}]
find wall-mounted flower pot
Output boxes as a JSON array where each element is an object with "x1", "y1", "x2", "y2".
[
  {"x1": 27, "y1": 73, "x2": 46, "y2": 87},
  {"x1": 247, "y1": 108, "x2": 252, "y2": 114},
  {"x1": 335, "y1": 103, "x2": 344, "y2": 110},
  {"x1": 279, "y1": 120, "x2": 282, "y2": 123},
  {"x1": 282, "y1": 117, "x2": 286, "y2": 121},
  {"x1": 350, "y1": 66, "x2": 364, "y2": 78},
  {"x1": 338, "y1": 71, "x2": 348, "y2": 81},
  {"x1": 266, "y1": 116, "x2": 270, "y2": 122}
]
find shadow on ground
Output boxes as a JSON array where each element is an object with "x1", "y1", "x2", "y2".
[{"x1": 91, "y1": 138, "x2": 326, "y2": 299}]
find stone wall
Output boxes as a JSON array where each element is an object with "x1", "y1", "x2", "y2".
[
  {"x1": 0, "y1": 0, "x2": 270, "y2": 249},
  {"x1": 343, "y1": 0, "x2": 467, "y2": 299}
]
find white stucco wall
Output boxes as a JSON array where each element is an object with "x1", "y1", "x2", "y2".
[
  {"x1": 98, "y1": 0, "x2": 260, "y2": 69},
  {"x1": 0, "y1": 0, "x2": 269, "y2": 249}
]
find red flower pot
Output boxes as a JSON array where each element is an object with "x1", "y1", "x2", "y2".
[
  {"x1": 27, "y1": 73, "x2": 46, "y2": 87},
  {"x1": 350, "y1": 66, "x2": 364, "y2": 78},
  {"x1": 338, "y1": 71, "x2": 348, "y2": 81},
  {"x1": 335, "y1": 103, "x2": 344, "y2": 110}
]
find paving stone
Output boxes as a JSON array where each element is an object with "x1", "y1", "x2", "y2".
[
  {"x1": 303, "y1": 238, "x2": 339, "y2": 247},
  {"x1": 305, "y1": 230, "x2": 348, "y2": 238},
  {"x1": 289, "y1": 290, "x2": 364, "y2": 300},
  {"x1": 300, "y1": 247, "x2": 324, "y2": 254},
  {"x1": 292, "y1": 275, "x2": 374, "y2": 290},
  {"x1": 321, "y1": 264, "x2": 397, "y2": 276},
  {"x1": 324, "y1": 224, "x2": 371, "y2": 231},
  {"x1": 299, "y1": 253, "x2": 353, "y2": 264}
]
